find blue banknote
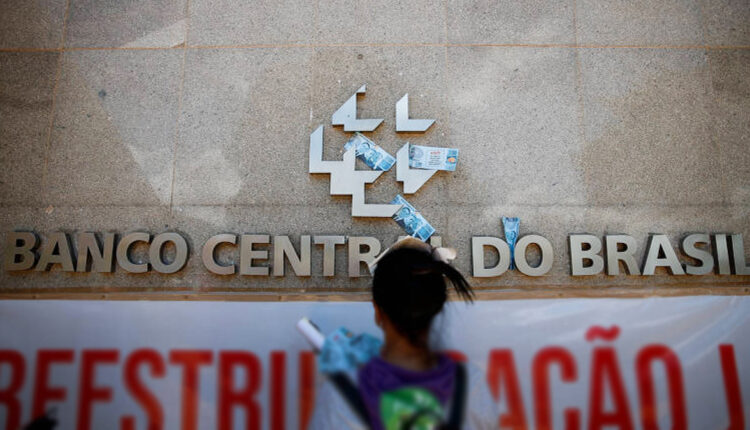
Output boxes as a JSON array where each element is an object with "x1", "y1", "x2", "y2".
[
  {"x1": 317, "y1": 327, "x2": 382, "y2": 373},
  {"x1": 408, "y1": 144, "x2": 459, "y2": 171},
  {"x1": 344, "y1": 133, "x2": 396, "y2": 171},
  {"x1": 503, "y1": 216, "x2": 519, "y2": 270},
  {"x1": 390, "y1": 195, "x2": 435, "y2": 241}
]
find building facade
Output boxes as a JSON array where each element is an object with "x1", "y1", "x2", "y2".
[{"x1": 1, "y1": 1, "x2": 749, "y2": 428}]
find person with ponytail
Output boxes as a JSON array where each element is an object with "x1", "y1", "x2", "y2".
[{"x1": 309, "y1": 238, "x2": 498, "y2": 430}]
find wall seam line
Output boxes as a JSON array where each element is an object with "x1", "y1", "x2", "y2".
[
  {"x1": 572, "y1": 0, "x2": 588, "y2": 218},
  {"x1": 698, "y1": 0, "x2": 729, "y2": 207},
  {"x1": 442, "y1": 0, "x2": 453, "y2": 220},
  {"x1": 308, "y1": 0, "x2": 319, "y2": 127},
  {"x1": 39, "y1": 0, "x2": 72, "y2": 208},
  {"x1": 169, "y1": 0, "x2": 192, "y2": 213},
  {"x1": 4, "y1": 44, "x2": 750, "y2": 54}
]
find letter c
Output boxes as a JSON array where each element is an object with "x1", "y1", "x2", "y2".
[
  {"x1": 116, "y1": 233, "x2": 150, "y2": 273},
  {"x1": 202, "y1": 234, "x2": 237, "y2": 275}
]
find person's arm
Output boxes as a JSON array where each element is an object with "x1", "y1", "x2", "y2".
[{"x1": 308, "y1": 378, "x2": 369, "y2": 430}]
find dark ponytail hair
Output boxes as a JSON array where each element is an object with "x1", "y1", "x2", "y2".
[{"x1": 372, "y1": 246, "x2": 473, "y2": 347}]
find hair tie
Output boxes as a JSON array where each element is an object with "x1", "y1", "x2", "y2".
[{"x1": 431, "y1": 246, "x2": 457, "y2": 264}]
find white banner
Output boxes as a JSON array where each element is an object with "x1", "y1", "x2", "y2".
[{"x1": 0, "y1": 296, "x2": 748, "y2": 430}]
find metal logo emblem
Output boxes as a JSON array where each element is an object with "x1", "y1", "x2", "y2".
[{"x1": 308, "y1": 85, "x2": 437, "y2": 217}]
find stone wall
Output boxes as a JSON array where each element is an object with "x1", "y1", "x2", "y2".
[{"x1": 1, "y1": 0, "x2": 749, "y2": 299}]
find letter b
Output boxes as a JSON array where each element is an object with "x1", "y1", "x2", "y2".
[
  {"x1": 569, "y1": 235, "x2": 604, "y2": 276},
  {"x1": 4, "y1": 232, "x2": 38, "y2": 271}
]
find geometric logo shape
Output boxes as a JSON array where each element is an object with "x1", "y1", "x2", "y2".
[
  {"x1": 396, "y1": 143, "x2": 437, "y2": 194},
  {"x1": 331, "y1": 84, "x2": 383, "y2": 132},
  {"x1": 395, "y1": 94, "x2": 435, "y2": 132},
  {"x1": 308, "y1": 126, "x2": 400, "y2": 217},
  {"x1": 311, "y1": 86, "x2": 442, "y2": 218}
]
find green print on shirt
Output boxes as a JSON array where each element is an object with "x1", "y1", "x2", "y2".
[{"x1": 380, "y1": 387, "x2": 445, "y2": 430}]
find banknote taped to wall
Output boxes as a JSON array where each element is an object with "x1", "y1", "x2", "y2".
[
  {"x1": 408, "y1": 144, "x2": 458, "y2": 171},
  {"x1": 390, "y1": 194, "x2": 435, "y2": 241},
  {"x1": 344, "y1": 133, "x2": 396, "y2": 171}
]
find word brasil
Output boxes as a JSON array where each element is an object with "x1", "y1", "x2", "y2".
[{"x1": 4, "y1": 232, "x2": 750, "y2": 277}]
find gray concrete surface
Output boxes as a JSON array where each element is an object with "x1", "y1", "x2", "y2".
[
  {"x1": 0, "y1": 53, "x2": 58, "y2": 206},
  {"x1": 0, "y1": 0, "x2": 748, "y2": 296},
  {"x1": 447, "y1": 0, "x2": 576, "y2": 44},
  {"x1": 66, "y1": 0, "x2": 188, "y2": 48},
  {"x1": 46, "y1": 49, "x2": 183, "y2": 206},
  {"x1": 0, "y1": 0, "x2": 67, "y2": 49},
  {"x1": 576, "y1": 0, "x2": 704, "y2": 45},
  {"x1": 190, "y1": 0, "x2": 313, "y2": 46}
]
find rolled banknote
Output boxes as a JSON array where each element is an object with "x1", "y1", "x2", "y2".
[
  {"x1": 503, "y1": 216, "x2": 519, "y2": 270},
  {"x1": 408, "y1": 144, "x2": 459, "y2": 171},
  {"x1": 390, "y1": 195, "x2": 435, "y2": 241},
  {"x1": 296, "y1": 317, "x2": 326, "y2": 351},
  {"x1": 344, "y1": 133, "x2": 395, "y2": 171}
]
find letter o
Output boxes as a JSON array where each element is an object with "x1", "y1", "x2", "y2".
[
  {"x1": 514, "y1": 235, "x2": 554, "y2": 276},
  {"x1": 149, "y1": 233, "x2": 189, "y2": 274}
]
